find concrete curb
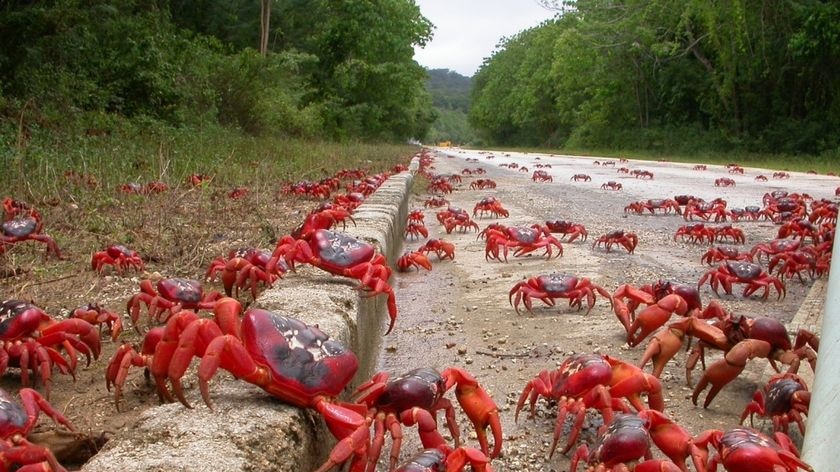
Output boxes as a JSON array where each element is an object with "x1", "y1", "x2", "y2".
[{"x1": 82, "y1": 156, "x2": 418, "y2": 471}]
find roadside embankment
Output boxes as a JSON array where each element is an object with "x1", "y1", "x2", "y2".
[{"x1": 82, "y1": 157, "x2": 418, "y2": 471}]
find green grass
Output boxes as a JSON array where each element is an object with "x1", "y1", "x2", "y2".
[{"x1": 1, "y1": 120, "x2": 417, "y2": 201}]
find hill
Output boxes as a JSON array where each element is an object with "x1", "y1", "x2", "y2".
[{"x1": 424, "y1": 68, "x2": 476, "y2": 144}]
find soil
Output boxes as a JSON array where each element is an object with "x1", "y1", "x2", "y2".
[
  {"x1": 1, "y1": 149, "x2": 833, "y2": 471},
  {"x1": 379, "y1": 149, "x2": 832, "y2": 471}
]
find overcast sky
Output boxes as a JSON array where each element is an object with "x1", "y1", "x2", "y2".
[{"x1": 413, "y1": 0, "x2": 558, "y2": 77}]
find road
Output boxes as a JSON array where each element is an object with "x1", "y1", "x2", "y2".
[{"x1": 378, "y1": 148, "x2": 833, "y2": 471}]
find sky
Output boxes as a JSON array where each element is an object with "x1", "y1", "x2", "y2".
[{"x1": 413, "y1": 0, "x2": 558, "y2": 77}]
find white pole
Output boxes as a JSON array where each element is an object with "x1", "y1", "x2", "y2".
[{"x1": 801, "y1": 226, "x2": 840, "y2": 471}]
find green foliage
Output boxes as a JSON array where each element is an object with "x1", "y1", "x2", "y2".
[
  {"x1": 425, "y1": 108, "x2": 476, "y2": 145},
  {"x1": 470, "y1": 0, "x2": 840, "y2": 156},
  {"x1": 0, "y1": 0, "x2": 435, "y2": 143},
  {"x1": 211, "y1": 49, "x2": 322, "y2": 137},
  {"x1": 426, "y1": 69, "x2": 472, "y2": 112},
  {"x1": 423, "y1": 68, "x2": 477, "y2": 144}
]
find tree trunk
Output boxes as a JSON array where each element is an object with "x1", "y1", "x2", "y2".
[{"x1": 259, "y1": 0, "x2": 270, "y2": 56}]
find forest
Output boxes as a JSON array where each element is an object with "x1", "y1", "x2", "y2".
[
  {"x1": 424, "y1": 68, "x2": 476, "y2": 145},
  {"x1": 0, "y1": 0, "x2": 435, "y2": 143},
  {"x1": 470, "y1": 0, "x2": 840, "y2": 158}
]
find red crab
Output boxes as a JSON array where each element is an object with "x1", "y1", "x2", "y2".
[
  {"x1": 186, "y1": 173, "x2": 212, "y2": 187},
  {"x1": 755, "y1": 175, "x2": 768, "y2": 182},
  {"x1": 144, "y1": 181, "x2": 169, "y2": 194},
  {"x1": 293, "y1": 205, "x2": 356, "y2": 239},
  {"x1": 592, "y1": 230, "x2": 638, "y2": 253},
  {"x1": 740, "y1": 373, "x2": 810, "y2": 435},
  {"x1": 91, "y1": 245, "x2": 144, "y2": 274},
  {"x1": 417, "y1": 239, "x2": 455, "y2": 261},
  {"x1": 71, "y1": 303, "x2": 123, "y2": 342},
  {"x1": 397, "y1": 250, "x2": 432, "y2": 272},
  {"x1": 117, "y1": 182, "x2": 144, "y2": 194},
  {"x1": 484, "y1": 225, "x2": 563, "y2": 261},
  {"x1": 750, "y1": 239, "x2": 800, "y2": 262},
  {"x1": 715, "y1": 178, "x2": 736, "y2": 187},
  {"x1": 728, "y1": 206, "x2": 764, "y2": 222},
  {"x1": 469, "y1": 179, "x2": 496, "y2": 190},
  {"x1": 472, "y1": 197, "x2": 509, "y2": 219},
  {"x1": 544, "y1": 220, "x2": 588, "y2": 242},
  {"x1": 228, "y1": 187, "x2": 249, "y2": 199},
  {"x1": 105, "y1": 326, "x2": 164, "y2": 409},
  {"x1": 612, "y1": 282, "x2": 723, "y2": 348},
  {"x1": 690, "y1": 317, "x2": 818, "y2": 408},
  {"x1": 532, "y1": 170, "x2": 553, "y2": 182},
  {"x1": 509, "y1": 273, "x2": 612, "y2": 315},
  {"x1": 0, "y1": 216, "x2": 63, "y2": 259},
  {"x1": 441, "y1": 212, "x2": 480, "y2": 234},
  {"x1": 701, "y1": 246, "x2": 752, "y2": 265},
  {"x1": 205, "y1": 248, "x2": 285, "y2": 299},
  {"x1": 769, "y1": 250, "x2": 822, "y2": 282},
  {"x1": 353, "y1": 367, "x2": 502, "y2": 470},
  {"x1": 632, "y1": 170, "x2": 654, "y2": 179},
  {"x1": 395, "y1": 446, "x2": 493, "y2": 472},
  {"x1": 683, "y1": 201, "x2": 729, "y2": 222},
  {"x1": 713, "y1": 224, "x2": 745, "y2": 244},
  {"x1": 333, "y1": 192, "x2": 366, "y2": 211},
  {"x1": 570, "y1": 412, "x2": 704, "y2": 472},
  {"x1": 408, "y1": 209, "x2": 425, "y2": 223},
  {"x1": 424, "y1": 196, "x2": 450, "y2": 208},
  {"x1": 773, "y1": 172, "x2": 791, "y2": 179},
  {"x1": 674, "y1": 223, "x2": 715, "y2": 244},
  {"x1": 140, "y1": 298, "x2": 373, "y2": 472},
  {"x1": 405, "y1": 221, "x2": 429, "y2": 240},
  {"x1": 624, "y1": 199, "x2": 682, "y2": 215},
  {"x1": 777, "y1": 218, "x2": 824, "y2": 244},
  {"x1": 693, "y1": 165, "x2": 708, "y2": 171},
  {"x1": 694, "y1": 427, "x2": 813, "y2": 472},
  {"x1": 808, "y1": 200, "x2": 837, "y2": 225},
  {"x1": 2, "y1": 197, "x2": 39, "y2": 221},
  {"x1": 699, "y1": 261, "x2": 785, "y2": 300},
  {"x1": 269, "y1": 229, "x2": 397, "y2": 334},
  {"x1": 0, "y1": 387, "x2": 77, "y2": 472},
  {"x1": 0, "y1": 300, "x2": 101, "y2": 397},
  {"x1": 427, "y1": 178, "x2": 453, "y2": 194},
  {"x1": 571, "y1": 174, "x2": 592, "y2": 182},
  {"x1": 515, "y1": 353, "x2": 664, "y2": 456},
  {"x1": 127, "y1": 278, "x2": 224, "y2": 328},
  {"x1": 601, "y1": 181, "x2": 623, "y2": 190}
]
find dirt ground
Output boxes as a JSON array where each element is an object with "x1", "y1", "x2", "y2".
[{"x1": 379, "y1": 149, "x2": 833, "y2": 471}]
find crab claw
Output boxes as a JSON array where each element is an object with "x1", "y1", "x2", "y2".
[
  {"x1": 693, "y1": 339, "x2": 773, "y2": 408},
  {"x1": 442, "y1": 367, "x2": 502, "y2": 458},
  {"x1": 638, "y1": 409, "x2": 709, "y2": 472},
  {"x1": 640, "y1": 317, "x2": 728, "y2": 379},
  {"x1": 627, "y1": 294, "x2": 688, "y2": 347}
]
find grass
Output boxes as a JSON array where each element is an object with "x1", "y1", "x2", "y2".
[{"x1": 0, "y1": 120, "x2": 417, "y2": 283}]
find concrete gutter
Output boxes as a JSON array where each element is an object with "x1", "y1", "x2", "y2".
[
  {"x1": 801, "y1": 227, "x2": 840, "y2": 471},
  {"x1": 82, "y1": 156, "x2": 418, "y2": 471}
]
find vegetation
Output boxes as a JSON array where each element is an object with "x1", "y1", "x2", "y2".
[
  {"x1": 470, "y1": 0, "x2": 840, "y2": 160},
  {"x1": 0, "y1": 0, "x2": 433, "y2": 194},
  {"x1": 424, "y1": 68, "x2": 477, "y2": 145}
]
